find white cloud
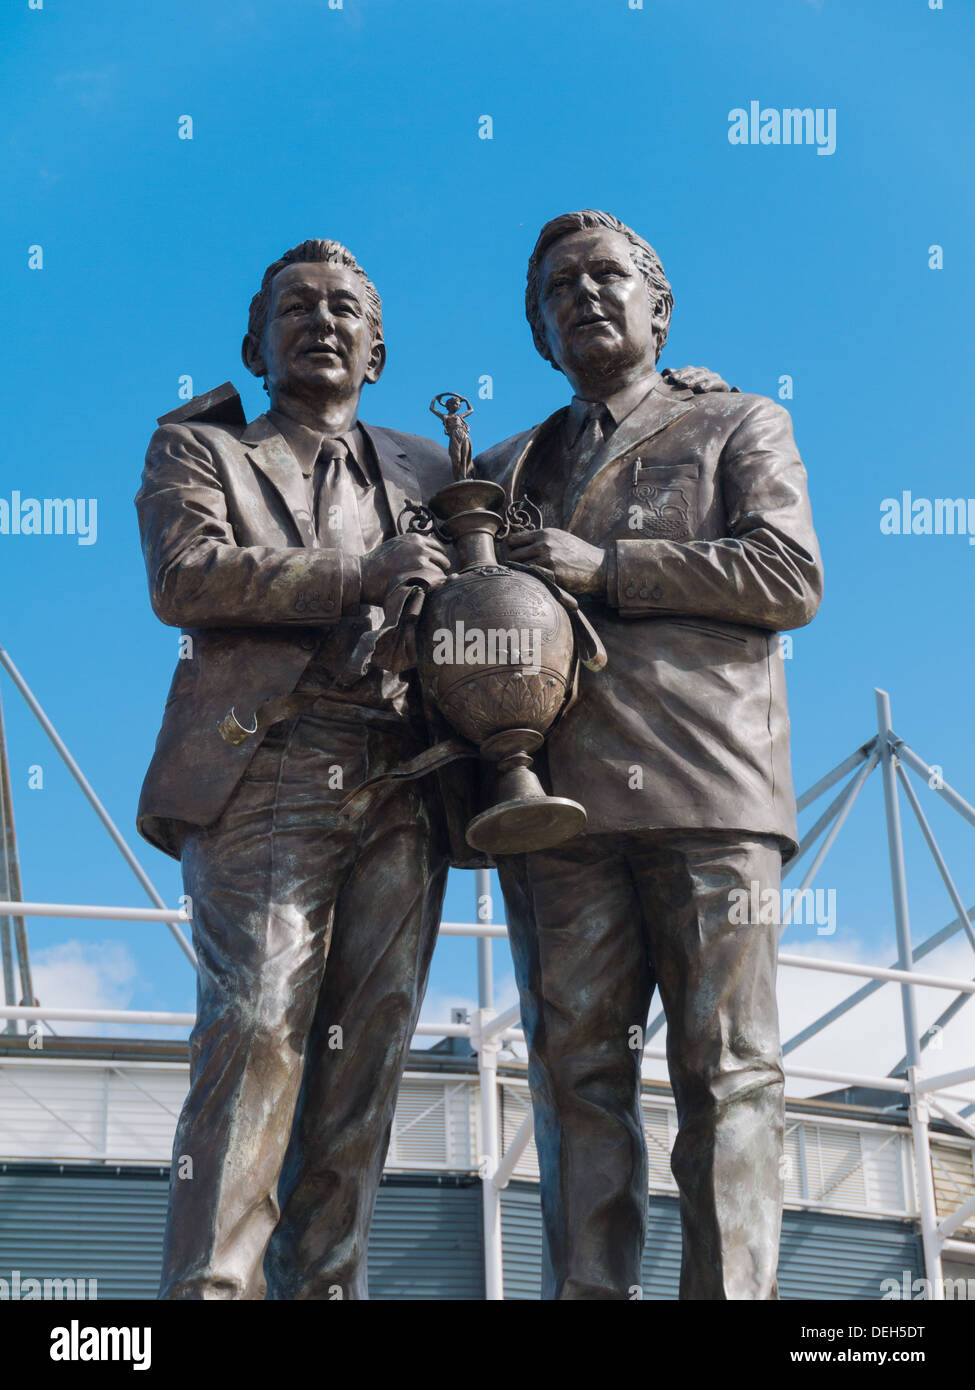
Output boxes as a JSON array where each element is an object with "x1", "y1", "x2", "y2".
[
  {"x1": 26, "y1": 939, "x2": 142, "y2": 1039},
  {"x1": 777, "y1": 935, "x2": 975, "y2": 1107}
]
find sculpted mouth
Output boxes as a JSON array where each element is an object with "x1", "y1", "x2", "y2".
[
  {"x1": 303, "y1": 344, "x2": 343, "y2": 361},
  {"x1": 575, "y1": 315, "x2": 610, "y2": 329}
]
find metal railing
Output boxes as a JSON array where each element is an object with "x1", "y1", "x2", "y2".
[
  {"x1": 2, "y1": 899, "x2": 974, "y2": 1301},
  {"x1": 2, "y1": 642, "x2": 974, "y2": 1299}
]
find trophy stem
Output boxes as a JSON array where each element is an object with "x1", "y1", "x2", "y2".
[{"x1": 465, "y1": 728, "x2": 587, "y2": 855}]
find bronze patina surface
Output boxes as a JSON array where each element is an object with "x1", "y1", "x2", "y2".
[
  {"x1": 137, "y1": 240, "x2": 466, "y2": 1300},
  {"x1": 476, "y1": 210, "x2": 823, "y2": 1300},
  {"x1": 404, "y1": 445, "x2": 595, "y2": 855},
  {"x1": 137, "y1": 226, "x2": 765, "y2": 1301}
]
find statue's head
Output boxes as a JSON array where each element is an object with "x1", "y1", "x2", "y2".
[
  {"x1": 524, "y1": 210, "x2": 673, "y2": 388},
  {"x1": 242, "y1": 239, "x2": 386, "y2": 403}
]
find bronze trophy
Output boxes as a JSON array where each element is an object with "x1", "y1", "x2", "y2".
[{"x1": 396, "y1": 393, "x2": 606, "y2": 855}]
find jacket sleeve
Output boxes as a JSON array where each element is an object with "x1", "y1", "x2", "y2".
[
  {"x1": 611, "y1": 398, "x2": 823, "y2": 631},
  {"x1": 135, "y1": 423, "x2": 359, "y2": 628}
]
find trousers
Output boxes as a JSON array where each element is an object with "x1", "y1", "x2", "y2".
[
  {"x1": 158, "y1": 712, "x2": 449, "y2": 1300},
  {"x1": 497, "y1": 830, "x2": 785, "y2": 1300}
]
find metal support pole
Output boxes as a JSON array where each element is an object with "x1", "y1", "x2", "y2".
[
  {"x1": 786, "y1": 754, "x2": 877, "y2": 877},
  {"x1": 888, "y1": 987, "x2": 974, "y2": 1080},
  {"x1": 0, "y1": 646, "x2": 195, "y2": 967},
  {"x1": 475, "y1": 868, "x2": 494, "y2": 1010},
  {"x1": 494, "y1": 1109, "x2": 534, "y2": 1190},
  {"x1": 916, "y1": 1062, "x2": 975, "y2": 1094},
  {"x1": 796, "y1": 738, "x2": 876, "y2": 812},
  {"x1": 926, "y1": 1095, "x2": 975, "y2": 1143},
  {"x1": 875, "y1": 690, "x2": 921, "y2": 1070},
  {"x1": 897, "y1": 762, "x2": 975, "y2": 954},
  {"x1": 895, "y1": 742, "x2": 975, "y2": 835},
  {"x1": 0, "y1": 691, "x2": 16, "y2": 1027},
  {"x1": 876, "y1": 690, "x2": 941, "y2": 1289},
  {"x1": 0, "y1": 918, "x2": 14, "y2": 1032},
  {"x1": 782, "y1": 751, "x2": 878, "y2": 914},
  {"x1": 474, "y1": 1007, "x2": 504, "y2": 1300},
  {"x1": 908, "y1": 1067, "x2": 945, "y2": 1297},
  {"x1": 938, "y1": 1192, "x2": 975, "y2": 1243},
  {"x1": 0, "y1": 688, "x2": 34, "y2": 1028},
  {"x1": 783, "y1": 905, "x2": 975, "y2": 1056},
  {"x1": 474, "y1": 868, "x2": 502, "y2": 1297}
]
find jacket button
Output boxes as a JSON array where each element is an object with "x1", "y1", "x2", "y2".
[
  {"x1": 651, "y1": 586, "x2": 663, "y2": 600},
  {"x1": 625, "y1": 585, "x2": 636, "y2": 599},
  {"x1": 638, "y1": 587, "x2": 649, "y2": 600},
  {"x1": 299, "y1": 637, "x2": 316, "y2": 651}
]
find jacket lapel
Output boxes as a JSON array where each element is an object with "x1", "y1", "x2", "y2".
[
  {"x1": 502, "y1": 411, "x2": 567, "y2": 503},
  {"x1": 241, "y1": 414, "x2": 315, "y2": 547},
  {"x1": 361, "y1": 422, "x2": 421, "y2": 529},
  {"x1": 564, "y1": 384, "x2": 697, "y2": 531}
]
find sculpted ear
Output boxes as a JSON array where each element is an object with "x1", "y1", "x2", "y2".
[
  {"x1": 241, "y1": 332, "x2": 266, "y2": 379},
  {"x1": 364, "y1": 337, "x2": 386, "y2": 385}
]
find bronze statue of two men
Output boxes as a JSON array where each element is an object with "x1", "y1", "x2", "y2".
[{"x1": 136, "y1": 211, "x2": 822, "y2": 1300}]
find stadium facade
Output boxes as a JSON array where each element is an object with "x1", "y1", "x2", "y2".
[{"x1": 1, "y1": 1029, "x2": 973, "y2": 1301}]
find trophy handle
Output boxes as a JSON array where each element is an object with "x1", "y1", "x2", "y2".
[{"x1": 397, "y1": 500, "x2": 452, "y2": 544}]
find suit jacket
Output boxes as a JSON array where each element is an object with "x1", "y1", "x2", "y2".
[
  {"x1": 474, "y1": 375, "x2": 823, "y2": 858},
  {"x1": 135, "y1": 396, "x2": 485, "y2": 866}
]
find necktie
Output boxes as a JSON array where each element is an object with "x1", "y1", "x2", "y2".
[
  {"x1": 314, "y1": 436, "x2": 364, "y2": 556},
  {"x1": 559, "y1": 403, "x2": 611, "y2": 526},
  {"x1": 571, "y1": 402, "x2": 610, "y2": 475}
]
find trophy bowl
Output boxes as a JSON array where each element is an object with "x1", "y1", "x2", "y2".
[{"x1": 414, "y1": 477, "x2": 587, "y2": 854}]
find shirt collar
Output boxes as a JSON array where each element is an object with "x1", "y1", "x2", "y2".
[
  {"x1": 566, "y1": 368, "x2": 662, "y2": 446},
  {"x1": 267, "y1": 409, "x2": 363, "y2": 478}
]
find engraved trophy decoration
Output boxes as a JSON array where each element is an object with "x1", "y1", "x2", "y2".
[{"x1": 392, "y1": 392, "x2": 607, "y2": 854}]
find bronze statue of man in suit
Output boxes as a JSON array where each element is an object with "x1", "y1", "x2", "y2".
[
  {"x1": 136, "y1": 239, "x2": 466, "y2": 1300},
  {"x1": 475, "y1": 210, "x2": 823, "y2": 1300}
]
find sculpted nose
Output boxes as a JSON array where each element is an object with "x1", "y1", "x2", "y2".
[
  {"x1": 576, "y1": 274, "x2": 599, "y2": 305},
  {"x1": 310, "y1": 300, "x2": 335, "y2": 332}
]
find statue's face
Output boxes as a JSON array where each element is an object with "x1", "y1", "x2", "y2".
[
  {"x1": 538, "y1": 228, "x2": 656, "y2": 385},
  {"x1": 258, "y1": 262, "x2": 383, "y2": 400}
]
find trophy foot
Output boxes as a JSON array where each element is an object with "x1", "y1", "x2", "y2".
[
  {"x1": 466, "y1": 795, "x2": 587, "y2": 855},
  {"x1": 466, "y1": 728, "x2": 587, "y2": 854}
]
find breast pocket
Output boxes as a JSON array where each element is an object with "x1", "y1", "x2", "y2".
[{"x1": 623, "y1": 459, "x2": 700, "y2": 540}]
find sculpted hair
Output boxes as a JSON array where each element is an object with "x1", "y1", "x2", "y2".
[
  {"x1": 247, "y1": 239, "x2": 384, "y2": 343},
  {"x1": 525, "y1": 210, "x2": 674, "y2": 367}
]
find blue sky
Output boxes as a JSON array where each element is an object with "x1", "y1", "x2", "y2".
[{"x1": 2, "y1": 0, "x2": 974, "y2": 1084}]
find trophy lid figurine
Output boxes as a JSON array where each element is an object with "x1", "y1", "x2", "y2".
[{"x1": 397, "y1": 392, "x2": 607, "y2": 854}]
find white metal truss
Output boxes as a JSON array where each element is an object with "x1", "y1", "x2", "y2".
[{"x1": 1, "y1": 648, "x2": 974, "y2": 1299}]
